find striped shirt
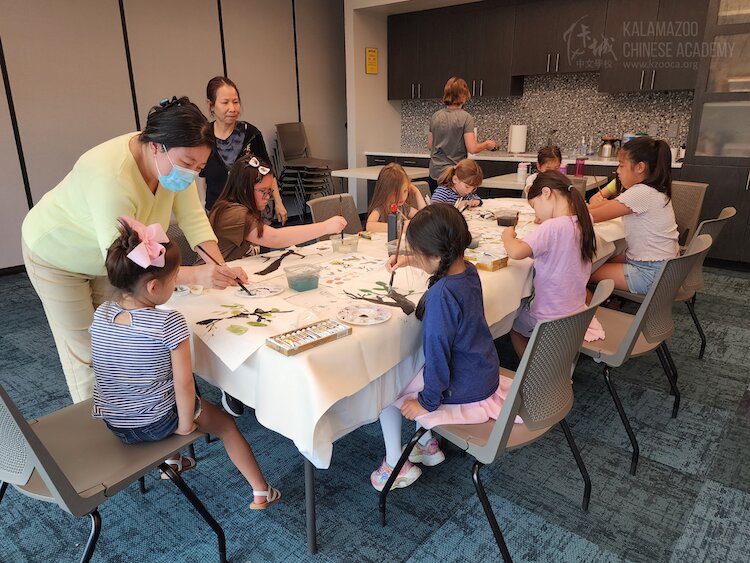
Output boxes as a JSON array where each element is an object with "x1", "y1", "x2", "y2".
[
  {"x1": 430, "y1": 186, "x2": 481, "y2": 206},
  {"x1": 90, "y1": 302, "x2": 190, "y2": 428}
]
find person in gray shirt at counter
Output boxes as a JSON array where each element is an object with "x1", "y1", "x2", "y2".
[{"x1": 427, "y1": 77, "x2": 496, "y2": 189}]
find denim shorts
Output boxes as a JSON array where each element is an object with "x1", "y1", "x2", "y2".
[
  {"x1": 106, "y1": 397, "x2": 202, "y2": 445},
  {"x1": 623, "y1": 259, "x2": 666, "y2": 295},
  {"x1": 512, "y1": 297, "x2": 537, "y2": 338}
]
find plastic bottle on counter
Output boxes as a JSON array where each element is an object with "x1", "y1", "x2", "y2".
[
  {"x1": 574, "y1": 158, "x2": 586, "y2": 177},
  {"x1": 559, "y1": 163, "x2": 568, "y2": 175},
  {"x1": 516, "y1": 162, "x2": 528, "y2": 184}
]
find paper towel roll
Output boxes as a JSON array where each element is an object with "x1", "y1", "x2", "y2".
[{"x1": 508, "y1": 125, "x2": 527, "y2": 154}]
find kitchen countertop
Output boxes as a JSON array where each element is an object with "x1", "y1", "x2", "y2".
[{"x1": 365, "y1": 149, "x2": 683, "y2": 169}]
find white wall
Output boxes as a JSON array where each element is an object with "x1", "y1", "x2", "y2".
[
  {"x1": 221, "y1": 0, "x2": 298, "y2": 149},
  {"x1": 0, "y1": 69, "x2": 29, "y2": 269},
  {"x1": 344, "y1": 2, "x2": 401, "y2": 209},
  {"x1": 297, "y1": 1, "x2": 348, "y2": 170},
  {"x1": 124, "y1": 0, "x2": 224, "y2": 124},
  {"x1": 0, "y1": 0, "x2": 135, "y2": 205},
  {"x1": 0, "y1": 0, "x2": 347, "y2": 269}
]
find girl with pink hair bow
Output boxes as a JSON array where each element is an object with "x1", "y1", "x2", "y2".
[{"x1": 90, "y1": 217, "x2": 281, "y2": 508}]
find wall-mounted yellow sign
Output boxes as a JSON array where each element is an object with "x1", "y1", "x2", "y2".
[{"x1": 365, "y1": 47, "x2": 378, "y2": 74}]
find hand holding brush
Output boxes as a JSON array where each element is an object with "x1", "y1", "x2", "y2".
[{"x1": 196, "y1": 244, "x2": 253, "y2": 296}]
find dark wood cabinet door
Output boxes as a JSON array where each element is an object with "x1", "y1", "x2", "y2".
[
  {"x1": 460, "y1": 2, "x2": 515, "y2": 97},
  {"x1": 388, "y1": 13, "x2": 419, "y2": 100},
  {"x1": 651, "y1": 0, "x2": 709, "y2": 91},
  {"x1": 552, "y1": 0, "x2": 608, "y2": 73},
  {"x1": 419, "y1": 7, "x2": 463, "y2": 99},
  {"x1": 511, "y1": 0, "x2": 556, "y2": 76},
  {"x1": 680, "y1": 164, "x2": 750, "y2": 262},
  {"x1": 598, "y1": 0, "x2": 659, "y2": 93}
]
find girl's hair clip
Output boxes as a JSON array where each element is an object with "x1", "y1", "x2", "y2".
[
  {"x1": 240, "y1": 144, "x2": 255, "y2": 158},
  {"x1": 567, "y1": 185, "x2": 573, "y2": 192},
  {"x1": 158, "y1": 96, "x2": 180, "y2": 109}
]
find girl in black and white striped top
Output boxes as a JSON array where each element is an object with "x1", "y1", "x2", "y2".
[{"x1": 90, "y1": 216, "x2": 281, "y2": 509}]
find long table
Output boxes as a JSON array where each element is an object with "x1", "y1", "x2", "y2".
[
  {"x1": 481, "y1": 173, "x2": 609, "y2": 192},
  {"x1": 167, "y1": 198, "x2": 624, "y2": 553}
]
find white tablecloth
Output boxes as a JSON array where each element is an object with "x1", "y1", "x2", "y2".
[{"x1": 170, "y1": 198, "x2": 624, "y2": 468}]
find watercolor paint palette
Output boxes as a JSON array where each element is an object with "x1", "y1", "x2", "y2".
[
  {"x1": 236, "y1": 284, "x2": 285, "y2": 298},
  {"x1": 336, "y1": 304, "x2": 391, "y2": 326},
  {"x1": 265, "y1": 319, "x2": 352, "y2": 356}
]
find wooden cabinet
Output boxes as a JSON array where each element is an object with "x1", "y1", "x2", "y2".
[
  {"x1": 388, "y1": 9, "x2": 454, "y2": 100},
  {"x1": 462, "y1": 2, "x2": 520, "y2": 97},
  {"x1": 599, "y1": 0, "x2": 708, "y2": 92},
  {"x1": 387, "y1": 2, "x2": 520, "y2": 100},
  {"x1": 598, "y1": 0, "x2": 659, "y2": 93},
  {"x1": 387, "y1": 12, "x2": 420, "y2": 100},
  {"x1": 680, "y1": 164, "x2": 750, "y2": 262},
  {"x1": 390, "y1": 0, "x2": 709, "y2": 98},
  {"x1": 511, "y1": 0, "x2": 607, "y2": 76},
  {"x1": 651, "y1": 0, "x2": 710, "y2": 91}
]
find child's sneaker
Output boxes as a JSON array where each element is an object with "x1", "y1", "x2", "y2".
[
  {"x1": 370, "y1": 458, "x2": 422, "y2": 492},
  {"x1": 408, "y1": 438, "x2": 446, "y2": 466}
]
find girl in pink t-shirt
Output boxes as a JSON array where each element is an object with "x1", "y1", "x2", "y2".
[{"x1": 503, "y1": 170, "x2": 597, "y2": 357}]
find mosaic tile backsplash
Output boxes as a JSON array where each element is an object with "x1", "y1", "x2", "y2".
[{"x1": 400, "y1": 73, "x2": 694, "y2": 154}]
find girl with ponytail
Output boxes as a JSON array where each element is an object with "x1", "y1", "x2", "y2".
[
  {"x1": 91, "y1": 218, "x2": 281, "y2": 509},
  {"x1": 503, "y1": 170, "x2": 600, "y2": 357},
  {"x1": 588, "y1": 137, "x2": 678, "y2": 295},
  {"x1": 370, "y1": 204, "x2": 512, "y2": 492}
]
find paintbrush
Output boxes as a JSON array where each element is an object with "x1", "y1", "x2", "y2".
[
  {"x1": 388, "y1": 220, "x2": 404, "y2": 292},
  {"x1": 339, "y1": 194, "x2": 344, "y2": 241},
  {"x1": 196, "y1": 244, "x2": 253, "y2": 296}
]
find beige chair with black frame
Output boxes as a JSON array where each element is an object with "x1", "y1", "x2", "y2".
[
  {"x1": 580, "y1": 234, "x2": 712, "y2": 476},
  {"x1": 0, "y1": 385, "x2": 227, "y2": 563},
  {"x1": 271, "y1": 143, "x2": 305, "y2": 219},
  {"x1": 612, "y1": 208, "x2": 736, "y2": 359},
  {"x1": 670, "y1": 181, "x2": 708, "y2": 248},
  {"x1": 307, "y1": 193, "x2": 363, "y2": 235},
  {"x1": 379, "y1": 280, "x2": 615, "y2": 563}
]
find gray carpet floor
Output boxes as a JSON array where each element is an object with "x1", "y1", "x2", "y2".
[{"x1": 1, "y1": 266, "x2": 749, "y2": 562}]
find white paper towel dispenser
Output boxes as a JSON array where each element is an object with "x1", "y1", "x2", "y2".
[{"x1": 508, "y1": 125, "x2": 527, "y2": 154}]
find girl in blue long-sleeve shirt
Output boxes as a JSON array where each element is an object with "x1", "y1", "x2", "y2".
[{"x1": 370, "y1": 204, "x2": 512, "y2": 492}]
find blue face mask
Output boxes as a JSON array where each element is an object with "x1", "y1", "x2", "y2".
[{"x1": 155, "y1": 144, "x2": 198, "y2": 192}]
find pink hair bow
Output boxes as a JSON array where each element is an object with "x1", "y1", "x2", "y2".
[{"x1": 121, "y1": 216, "x2": 169, "y2": 269}]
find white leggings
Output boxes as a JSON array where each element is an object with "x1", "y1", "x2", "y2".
[{"x1": 379, "y1": 405, "x2": 433, "y2": 467}]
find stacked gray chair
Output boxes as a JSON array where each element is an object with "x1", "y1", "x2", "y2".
[
  {"x1": 275, "y1": 122, "x2": 334, "y2": 221},
  {"x1": 0, "y1": 385, "x2": 226, "y2": 563},
  {"x1": 380, "y1": 281, "x2": 615, "y2": 563}
]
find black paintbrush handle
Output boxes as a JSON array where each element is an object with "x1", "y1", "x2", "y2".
[{"x1": 196, "y1": 244, "x2": 253, "y2": 296}]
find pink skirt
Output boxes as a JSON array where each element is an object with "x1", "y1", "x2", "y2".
[{"x1": 392, "y1": 369, "x2": 523, "y2": 429}]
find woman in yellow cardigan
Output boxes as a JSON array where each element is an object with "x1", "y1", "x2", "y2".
[{"x1": 22, "y1": 97, "x2": 247, "y2": 402}]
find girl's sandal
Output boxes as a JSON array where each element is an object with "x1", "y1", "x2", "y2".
[
  {"x1": 249, "y1": 485, "x2": 282, "y2": 510},
  {"x1": 160, "y1": 454, "x2": 197, "y2": 480}
]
